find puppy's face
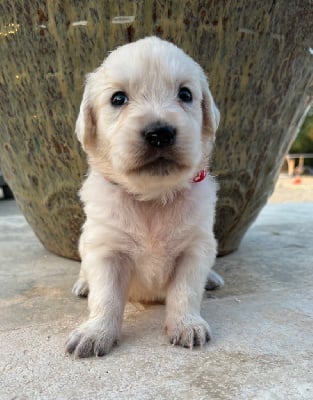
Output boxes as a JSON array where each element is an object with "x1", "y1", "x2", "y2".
[{"x1": 76, "y1": 37, "x2": 219, "y2": 200}]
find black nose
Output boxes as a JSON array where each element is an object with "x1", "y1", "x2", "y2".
[{"x1": 144, "y1": 125, "x2": 176, "y2": 148}]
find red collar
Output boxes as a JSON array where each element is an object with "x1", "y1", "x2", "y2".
[{"x1": 193, "y1": 169, "x2": 207, "y2": 183}]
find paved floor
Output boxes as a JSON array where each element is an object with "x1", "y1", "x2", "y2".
[
  {"x1": 268, "y1": 175, "x2": 313, "y2": 204},
  {"x1": 1, "y1": 195, "x2": 313, "y2": 399}
]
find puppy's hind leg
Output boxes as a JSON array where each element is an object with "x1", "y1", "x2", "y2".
[
  {"x1": 66, "y1": 252, "x2": 131, "y2": 358},
  {"x1": 72, "y1": 237, "x2": 90, "y2": 298}
]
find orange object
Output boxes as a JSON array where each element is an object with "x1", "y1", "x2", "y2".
[{"x1": 292, "y1": 176, "x2": 302, "y2": 184}]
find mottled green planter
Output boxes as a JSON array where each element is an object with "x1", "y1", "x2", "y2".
[{"x1": 0, "y1": 1, "x2": 312, "y2": 259}]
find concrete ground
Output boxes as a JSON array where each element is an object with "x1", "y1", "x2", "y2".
[{"x1": 0, "y1": 177, "x2": 313, "y2": 400}]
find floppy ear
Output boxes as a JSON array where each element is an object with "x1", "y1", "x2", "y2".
[
  {"x1": 201, "y1": 75, "x2": 220, "y2": 138},
  {"x1": 75, "y1": 80, "x2": 97, "y2": 151}
]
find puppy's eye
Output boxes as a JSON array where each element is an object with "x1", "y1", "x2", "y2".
[
  {"x1": 111, "y1": 91, "x2": 128, "y2": 106},
  {"x1": 178, "y1": 87, "x2": 192, "y2": 103}
]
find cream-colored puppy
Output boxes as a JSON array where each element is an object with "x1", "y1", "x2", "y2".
[{"x1": 66, "y1": 36, "x2": 222, "y2": 358}]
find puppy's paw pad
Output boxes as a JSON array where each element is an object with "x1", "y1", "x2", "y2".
[
  {"x1": 205, "y1": 270, "x2": 224, "y2": 291},
  {"x1": 72, "y1": 278, "x2": 89, "y2": 297},
  {"x1": 166, "y1": 315, "x2": 211, "y2": 349},
  {"x1": 65, "y1": 321, "x2": 118, "y2": 358}
]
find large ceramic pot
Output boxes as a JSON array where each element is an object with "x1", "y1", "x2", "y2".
[{"x1": 0, "y1": 1, "x2": 312, "y2": 259}]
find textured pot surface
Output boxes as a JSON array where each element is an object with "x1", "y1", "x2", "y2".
[{"x1": 0, "y1": 1, "x2": 312, "y2": 259}]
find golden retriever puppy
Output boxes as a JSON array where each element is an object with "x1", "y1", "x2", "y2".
[{"x1": 66, "y1": 36, "x2": 222, "y2": 358}]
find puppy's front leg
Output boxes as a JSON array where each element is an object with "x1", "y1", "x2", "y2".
[
  {"x1": 66, "y1": 253, "x2": 131, "y2": 358},
  {"x1": 165, "y1": 248, "x2": 215, "y2": 348}
]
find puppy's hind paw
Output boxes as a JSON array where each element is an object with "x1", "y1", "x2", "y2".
[
  {"x1": 205, "y1": 270, "x2": 224, "y2": 291},
  {"x1": 166, "y1": 315, "x2": 211, "y2": 349},
  {"x1": 72, "y1": 278, "x2": 89, "y2": 298},
  {"x1": 65, "y1": 320, "x2": 118, "y2": 358}
]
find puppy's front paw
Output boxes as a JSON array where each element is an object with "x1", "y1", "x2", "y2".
[
  {"x1": 65, "y1": 319, "x2": 118, "y2": 358},
  {"x1": 166, "y1": 315, "x2": 211, "y2": 349}
]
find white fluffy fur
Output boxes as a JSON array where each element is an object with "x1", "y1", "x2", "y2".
[{"x1": 66, "y1": 37, "x2": 221, "y2": 358}]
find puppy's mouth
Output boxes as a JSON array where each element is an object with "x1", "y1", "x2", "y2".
[{"x1": 130, "y1": 156, "x2": 182, "y2": 176}]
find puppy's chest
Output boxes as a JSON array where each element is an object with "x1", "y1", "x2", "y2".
[
  {"x1": 136, "y1": 199, "x2": 187, "y2": 241},
  {"x1": 127, "y1": 203, "x2": 191, "y2": 280},
  {"x1": 137, "y1": 223, "x2": 176, "y2": 260}
]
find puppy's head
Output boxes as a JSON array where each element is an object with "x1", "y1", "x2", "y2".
[{"x1": 76, "y1": 36, "x2": 219, "y2": 200}]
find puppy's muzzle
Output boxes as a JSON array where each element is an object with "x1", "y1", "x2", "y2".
[{"x1": 143, "y1": 124, "x2": 176, "y2": 148}]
